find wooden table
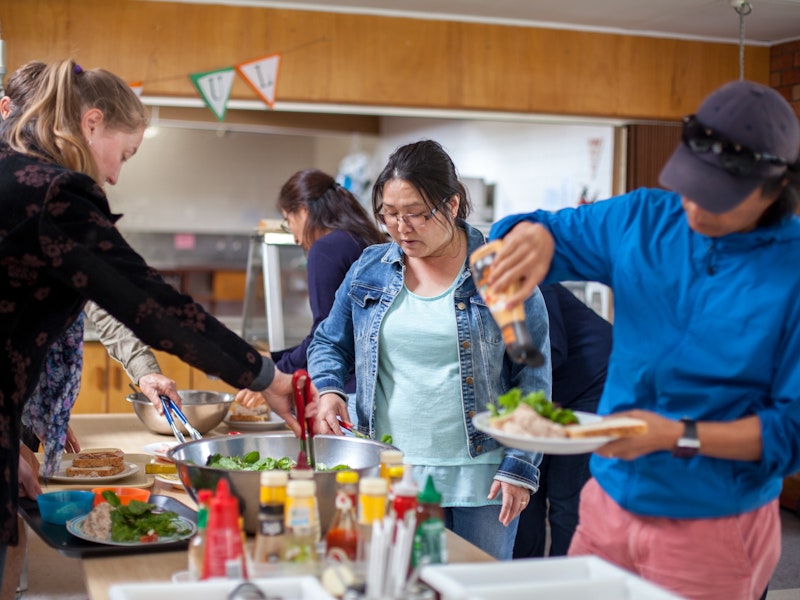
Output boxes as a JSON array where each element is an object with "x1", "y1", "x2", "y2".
[{"x1": 65, "y1": 414, "x2": 494, "y2": 600}]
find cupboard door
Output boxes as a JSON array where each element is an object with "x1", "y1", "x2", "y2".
[
  {"x1": 150, "y1": 350, "x2": 193, "y2": 390},
  {"x1": 74, "y1": 342, "x2": 108, "y2": 414},
  {"x1": 106, "y1": 360, "x2": 131, "y2": 413}
]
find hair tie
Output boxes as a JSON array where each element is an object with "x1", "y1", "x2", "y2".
[{"x1": 73, "y1": 64, "x2": 84, "y2": 75}]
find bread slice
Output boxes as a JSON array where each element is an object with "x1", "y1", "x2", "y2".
[
  {"x1": 71, "y1": 448, "x2": 124, "y2": 468},
  {"x1": 564, "y1": 417, "x2": 648, "y2": 439},
  {"x1": 65, "y1": 463, "x2": 126, "y2": 477},
  {"x1": 227, "y1": 401, "x2": 270, "y2": 422}
]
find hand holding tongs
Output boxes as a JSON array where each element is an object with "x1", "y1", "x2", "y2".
[
  {"x1": 292, "y1": 370, "x2": 315, "y2": 469},
  {"x1": 160, "y1": 395, "x2": 203, "y2": 443}
]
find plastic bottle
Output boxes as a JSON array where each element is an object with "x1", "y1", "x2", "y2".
[
  {"x1": 411, "y1": 475, "x2": 447, "y2": 567},
  {"x1": 325, "y1": 470, "x2": 360, "y2": 560},
  {"x1": 357, "y1": 476, "x2": 388, "y2": 563},
  {"x1": 288, "y1": 468, "x2": 321, "y2": 544},
  {"x1": 253, "y1": 470, "x2": 288, "y2": 564},
  {"x1": 282, "y1": 479, "x2": 319, "y2": 564},
  {"x1": 187, "y1": 489, "x2": 213, "y2": 580},
  {"x1": 391, "y1": 467, "x2": 418, "y2": 522},
  {"x1": 379, "y1": 449, "x2": 404, "y2": 485},
  {"x1": 202, "y1": 478, "x2": 248, "y2": 579}
]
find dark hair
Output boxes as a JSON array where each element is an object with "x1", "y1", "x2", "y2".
[
  {"x1": 278, "y1": 169, "x2": 385, "y2": 247},
  {"x1": 757, "y1": 160, "x2": 800, "y2": 227},
  {"x1": 372, "y1": 140, "x2": 472, "y2": 231},
  {"x1": 6, "y1": 59, "x2": 148, "y2": 183},
  {"x1": 0, "y1": 61, "x2": 47, "y2": 138}
]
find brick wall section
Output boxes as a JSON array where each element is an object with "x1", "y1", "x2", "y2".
[{"x1": 771, "y1": 40, "x2": 800, "y2": 118}]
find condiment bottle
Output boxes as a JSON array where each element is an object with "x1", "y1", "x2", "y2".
[
  {"x1": 282, "y1": 479, "x2": 319, "y2": 564},
  {"x1": 391, "y1": 467, "x2": 418, "y2": 522},
  {"x1": 357, "y1": 476, "x2": 388, "y2": 562},
  {"x1": 379, "y1": 449, "x2": 404, "y2": 485},
  {"x1": 253, "y1": 470, "x2": 288, "y2": 564},
  {"x1": 187, "y1": 489, "x2": 213, "y2": 580},
  {"x1": 411, "y1": 475, "x2": 447, "y2": 567},
  {"x1": 203, "y1": 478, "x2": 248, "y2": 579},
  {"x1": 289, "y1": 468, "x2": 321, "y2": 543},
  {"x1": 325, "y1": 471, "x2": 360, "y2": 561},
  {"x1": 470, "y1": 240, "x2": 544, "y2": 367}
]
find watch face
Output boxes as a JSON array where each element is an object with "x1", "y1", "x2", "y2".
[{"x1": 673, "y1": 419, "x2": 700, "y2": 458}]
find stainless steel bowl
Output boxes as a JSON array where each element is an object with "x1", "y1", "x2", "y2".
[
  {"x1": 168, "y1": 433, "x2": 392, "y2": 534},
  {"x1": 126, "y1": 390, "x2": 234, "y2": 436}
]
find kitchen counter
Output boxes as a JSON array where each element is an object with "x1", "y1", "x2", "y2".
[{"x1": 61, "y1": 414, "x2": 493, "y2": 600}]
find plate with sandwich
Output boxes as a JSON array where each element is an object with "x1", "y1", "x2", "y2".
[
  {"x1": 473, "y1": 389, "x2": 648, "y2": 455},
  {"x1": 223, "y1": 400, "x2": 286, "y2": 431},
  {"x1": 45, "y1": 448, "x2": 141, "y2": 483}
]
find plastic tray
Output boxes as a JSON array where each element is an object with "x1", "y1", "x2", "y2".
[
  {"x1": 19, "y1": 494, "x2": 196, "y2": 559},
  {"x1": 420, "y1": 556, "x2": 685, "y2": 600},
  {"x1": 109, "y1": 576, "x2": 335, "y2": 600}
]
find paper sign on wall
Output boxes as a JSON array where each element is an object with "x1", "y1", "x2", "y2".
[
  {"x1": 189, "y1": 67, "x2": 236, "y2": 121},
  {"x1": 235, "y1": 53, "x2": 281, "y2": 109}
]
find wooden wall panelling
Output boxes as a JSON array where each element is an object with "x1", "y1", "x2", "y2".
[
  {"x1": 625, "y1": 122, "x2": 683, "y2": 191},
  {"x1": 1, "y1": 0, "x2": 771, "y2": 121},
  {"x1": 73, "y1": 342, "x2": 109, "y2": 414}
]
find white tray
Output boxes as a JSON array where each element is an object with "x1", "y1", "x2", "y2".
[
  {"x1": 420, "y1": 556, "x2": 685, "y2": 600},
  {"x1": 108, "y1": 576, "x2": 335, "y2": 600}
]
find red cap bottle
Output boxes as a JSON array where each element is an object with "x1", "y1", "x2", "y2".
[{"x1": 202, "y1": 479, "x2": 248, "y2": 579}]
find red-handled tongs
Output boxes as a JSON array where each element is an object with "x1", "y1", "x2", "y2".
[{"x1": 292, "y1": 369, "x2": 315, "y2": 469}]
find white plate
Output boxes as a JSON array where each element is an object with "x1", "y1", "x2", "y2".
[
  {"x1": 472, "y1": 411, "x2": 615, "y2": 455},
  {"x1": 141, "y1": 442, "x2": 180, "y2": 461},
  {"x1": 155, "y1": 473, "x2": 184, "y2": 489},
  {"x1": 223, "y1": 411, "x2": 286, "y2": 431},
  {"x1": 66, "y1": 513, "x2": 195, "y2": 546},
  {"x1": 46, "y1": 461, "x2": 141, "y2": 484}
]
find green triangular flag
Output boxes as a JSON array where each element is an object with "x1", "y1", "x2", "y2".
[{"x1": 189, "y1": 67, "x2": 236, "y2": 121}]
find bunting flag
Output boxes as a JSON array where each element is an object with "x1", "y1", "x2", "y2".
[
  {"x1": 189, "y1": 66, "x2": 237, "y2": 121},
  {"x1": 129, "y1": 81, "x2": 144, "y2": 97},
  {"x1": 235, "y1": 53, "x2": 281, "y2": 109}
]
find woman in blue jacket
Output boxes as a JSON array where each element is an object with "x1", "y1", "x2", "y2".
[
  {"x1": 488, "y1": 81, "x2": 800, "y2": 599},
  {"x1": 307, "y1": 140, "x2": 551, "y2": 560}
]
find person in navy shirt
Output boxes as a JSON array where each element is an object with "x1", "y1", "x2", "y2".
[{"x1": 514, "y1": 283, "x2": 612, "y2": 557}]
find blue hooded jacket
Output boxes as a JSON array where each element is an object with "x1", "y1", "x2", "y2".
[{"x1": 491, "y1": 188, "x2": 800, "y2": 519}]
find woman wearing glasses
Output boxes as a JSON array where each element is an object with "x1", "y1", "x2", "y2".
[
  {"x1": 307, "y1": 140, "x2": 551, "y2": 560},
  {"x1": 487, "y1": 81, "x2": 800, "y2": 599}
]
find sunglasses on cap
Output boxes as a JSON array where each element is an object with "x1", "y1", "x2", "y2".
[{"x1": 681, "y1": 114, "x2": 789, "y2": 177}]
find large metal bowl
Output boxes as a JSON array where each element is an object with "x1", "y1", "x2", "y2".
[
  {"x1": 169, "y1": 433, "x2": 392, "y2": 534},
  {"x1": 126, "y1": 390, "x2": 234, "y2": 436}
]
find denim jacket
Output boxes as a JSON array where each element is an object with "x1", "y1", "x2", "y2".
[{"x1": 308, "y1": 222, "x2": 552, "y2": 491}]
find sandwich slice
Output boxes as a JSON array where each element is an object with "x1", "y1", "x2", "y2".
[
  {"x1": 70, "y1": 448, "x2": 125, "y2": 469},
  {"x1": 564, "y1": 417, "x2": 648, "y2": 439},
  {"x1": 65, "y1": 463, "x2": 126, "y2": 477}
]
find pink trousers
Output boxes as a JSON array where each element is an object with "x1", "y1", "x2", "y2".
[{"x1": 568, "y1": 478, "x2": 781, "y2": 600}]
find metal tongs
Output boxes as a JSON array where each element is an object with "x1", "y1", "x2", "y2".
[
  {"x1": 292, "y1": 370, "x2": 315, "y2": 469},
  {"x1": 160, "y1": 395, "x2": 203, "y2": 443}
]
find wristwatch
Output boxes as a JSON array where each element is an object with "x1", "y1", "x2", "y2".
[{"x1": 673, "y1": 418, "x2": 700, "y2": 458}]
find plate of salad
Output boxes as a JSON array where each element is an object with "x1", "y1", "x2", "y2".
[
  {"x1": 472, "y1": 388, "x2": 614, "y2": 455},
  {"x1": 66, "y1": 491, "x2": 195, "y2": 546}
]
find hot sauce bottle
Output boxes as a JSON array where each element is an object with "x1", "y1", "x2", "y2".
[{"x1": 325, "y1": 470, "x2": 360, "y2": 561}]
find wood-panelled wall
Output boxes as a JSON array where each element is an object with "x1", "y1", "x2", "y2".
[
  {"x1": 0, "y1": 0, "x2": 770, "y2": 121},
  {"x1": 626, "y1": 123, "x2": 683, "y2": 191}
]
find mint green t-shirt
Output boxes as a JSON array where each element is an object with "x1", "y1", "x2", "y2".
[{"x1": 374, "y1": 276, "x2": 502, "y2": 507}]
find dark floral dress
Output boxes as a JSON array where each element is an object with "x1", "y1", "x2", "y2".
[{"x1": 0, "y1": 144, "x2": 272, "y2": 544}]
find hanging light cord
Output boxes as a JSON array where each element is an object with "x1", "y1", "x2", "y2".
[{"x1": 735, "y1": 1, "x2": 753, "y2": 81}]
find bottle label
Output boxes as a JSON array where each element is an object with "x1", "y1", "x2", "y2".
[
  {"x1": 259, "y1": 516, "x2": 284, "y2": 537},
  {"x1": 412, "y1": 518, "x2": 447, "y2": 566}
]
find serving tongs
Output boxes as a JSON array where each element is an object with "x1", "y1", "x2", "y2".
[
  {"x1": 292, "y1": 369, "x2": 315, "y2": 469},
  {"x1": 160, "y1": 395, "x2": 203, "y2": 443}
]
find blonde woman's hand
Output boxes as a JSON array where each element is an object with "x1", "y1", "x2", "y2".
[
  {"x1": 489, "y1": 222, "x2": 555, "y2": 310},
  {"x1": 488, "y1": 480, "x2": 531, "y2": 526},
  {"x1": 235, "y1": 388, "x2": 268, "y2": 409}
]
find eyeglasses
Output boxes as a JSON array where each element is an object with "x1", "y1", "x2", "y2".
[
  {"x1": 681, "y1": 114, "x2": 789, "y2": 177},
  {"x1": 280, "y1": 218, "x2": 291, "y2": 233},
  {"x1": 376, "y1": 199, "x2": 448, "y2": 229}
]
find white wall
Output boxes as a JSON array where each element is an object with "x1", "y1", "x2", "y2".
[{"x1": 105, "y1": 116, "x2": 615, "y2": 234}]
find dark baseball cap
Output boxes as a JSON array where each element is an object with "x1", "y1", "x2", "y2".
[{"x1": 659, "y1": 80, "x2": 799, "y2": 214}]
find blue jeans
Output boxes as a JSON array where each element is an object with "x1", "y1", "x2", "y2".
[{"x1": 444, "y1": 505, "x2": 518, "y2": 560}]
